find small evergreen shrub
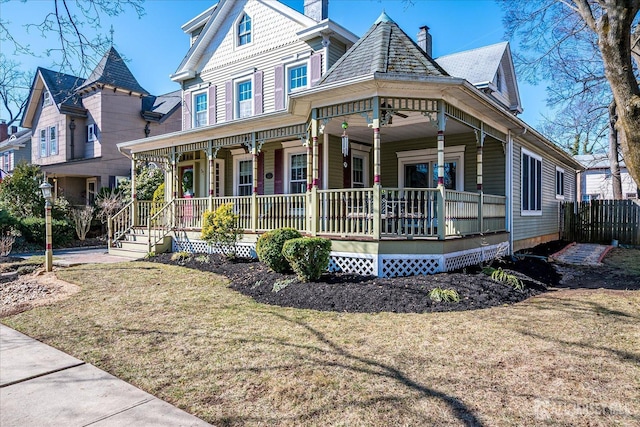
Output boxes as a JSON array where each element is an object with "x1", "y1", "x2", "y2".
[
  {"x1": 201, "y1": 203, "x2": 243, "y2": 257},
  {"x1": 428, "y1": 287, "x2": 460, "y2": 303},
  {"x1": 17, "y1": 217, "x2": 74, "y2": 246},
  {"x1": 255, "y1": 228, "x2": 302, "y2": 273},
  {"x1": 282, "y1": 237, "x2": 331, "y2": 282}
]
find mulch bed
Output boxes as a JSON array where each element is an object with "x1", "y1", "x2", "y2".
[{"x1": 145, "y1": 242, "x2": 566, "y2": 314}]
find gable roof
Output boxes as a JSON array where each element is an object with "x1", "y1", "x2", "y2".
[
  {"x1": 436, "y1": 42, "x2": 522, "y2": 113},
  {"x1": 0, "y1": 129, "x2": 31, "y2": 151},
  {"x1": 320, "y1": 12, "x2": 448, "y2": 86},
  {"x1": 141, "y1": 90, "x2": 183, "y2": 122},
  {"x1": 38, "y1": 68, "x2": 85, "y2": 108},
  {"x1": 77, "y1": 47, "x2": 149, "y2": 95}
]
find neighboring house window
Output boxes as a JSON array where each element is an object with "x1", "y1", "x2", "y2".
[
  {"x1": 87, "y1": 124, "x2": 96, "y2": 142},
  {"x1": 193, "y1": 92, "x2": 208, "y2": 127},
  {"x1": 40, "y1": 129, "x2": 47, "y2": 157},
  {"x1": 288, "y1": 64, "x2": 307, "y2": 92},
  {"x1": 522, "y1": 148, "x2": 542, "y2": 215},
  {"x1": 556, "y1": 167, "x2": 565, "y2": 199},
  {"x1": 290, "y1": 153, "x2": 307, "y2": 194},
  {"x1": 238, "y1": 14, "x2": 252, "y2": 46},
  {"x1": 236, "y1": 80, "x2": 252, "y2": 118},
  {"x1": 43, "y1": 91, "x2": 52, "y2": 106},
  {"x1": 238, "y1": 159, "x2": 252, "y2": 196},
  {"x1": 49, "y1": 126, "x2": 57, "y2": 155}
]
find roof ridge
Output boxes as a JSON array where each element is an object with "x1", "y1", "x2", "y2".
[{"x1": 436, "y1": 41, "x2": 509, "y2": 60}]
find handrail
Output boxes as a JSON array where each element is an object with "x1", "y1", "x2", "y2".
[
  {"x1": 147, "y1": 200, "x2": 175, "y2": 254},
  {"x1": 108, "y1": 200, "x2": 134, "y2": 248}
]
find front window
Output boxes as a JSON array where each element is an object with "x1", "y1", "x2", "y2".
[
  {"x1": 288, "y1": 64, "x2": 307, "y2": 92},
  {"x1": 40, "y1": 129, "x2": 47, "y2": 157},
  {"x1": 290, "y1": 153, "x2": 307, "y2": 194},
  {"x1": 522, "y1": 149, "x2": 542, "y2": 214},
  {"x1": 556, "y1": 167, "x2": 565, "y2": 199},
  {"x1": 352, "y1": 156, "x2": 365, "y2": 188},
  {"x1": 49, "y1": 126, "x2": 57, "y2": 155},
  {"x1": 193, "y1": 92, "x2": 207, "y2": 127},
  {"x1": 237, "y1": 80, "x2": 252, "y2": 118},
  {"x1": 238, "y1": 160, "x2": 252, "y2": 196},
  {"x1": 238, "y1": 14, "x2": 251, "y2": 46}
]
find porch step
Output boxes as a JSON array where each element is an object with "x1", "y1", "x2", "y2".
[
  {"x1": 107, "y1": 246, "x2": 148, "y2": 260},
  {"x1": 108, "y1": 228, "x2": 172, "y2": 258}
]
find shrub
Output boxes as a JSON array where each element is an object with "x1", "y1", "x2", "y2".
[
  {"x1": 70, "y1": 206, "x2": 94, "y2": 240},
  {"x1": 201, "y1": 203, "x2": 244, "y2": 257},
  {"x1": 428, "y1": 287, "x2": 460, "y2": 303},
  {"x1": 282, "y1": 237, "x2": 331, "y2": 282},
  {"x1": 483, "y1": 266, "x2": 524, "y2": 291},
  {"x1": 0, "y1": 162, "x2": 44, "y2": 217},
  {"x1": 96, "y1": 188, "x2": 125, "y2": 224},
  {"x1": 171, "y1": 251, "x2": 191, "y2": 263},
  {"x1": 151, "y1": 183, "x2": 166, "y2": 216},
  {"x1": 255, "y1": 228, "x2": 302, "y2": 273},
  {"x1": 17, "y1": 217, "x2": 74, "y2": 247}
]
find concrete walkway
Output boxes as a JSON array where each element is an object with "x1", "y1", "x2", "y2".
[
  {"x1": 14, "y1": 247, "x2": 134, "y2": 267},
  {"x1": 0, "y1": 325, "x2": 211, "y2": 426},
  {"x1": 551, "y1": 243, "x2": 613, "y2": 266}
]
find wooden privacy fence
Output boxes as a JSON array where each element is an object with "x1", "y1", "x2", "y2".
[{"x1": 563, "y1": 200, "x2": 640, "y2": 246}]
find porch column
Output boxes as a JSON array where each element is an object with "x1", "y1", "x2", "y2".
[
  {"x1": 436, "y1": 100, "x2": 447, "y2": 240},
  {"x1": 131, "y1": 154, "x2": 137, "y2": 226},
  {"x1": 207, "y1": 140, "x2": 215, "y2": 212},
  {"x1": 476, "y1": 125, "x2": 485, "y2": 234},
  {"x1": 309, "y1": 113, "x2": 319, "y2": 236},
  {"x1": 251, "y1": 133, "x2": 258, "y2": 232},
  {"x1": 372, "y1": 113, "x2": 382, "y2": 239}
]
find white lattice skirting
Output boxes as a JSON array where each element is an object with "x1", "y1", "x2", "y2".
[{"x1": 171, "y1": 237, "x2": 509, "y2": 278}]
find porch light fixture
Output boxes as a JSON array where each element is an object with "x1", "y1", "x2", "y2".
[{"x1": 341, "y1": 121, "x2": 349, "y2": 157}]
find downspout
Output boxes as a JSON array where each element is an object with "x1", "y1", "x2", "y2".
[{"x1": 506, "y1": 130, "x2": 514, "y2": 255}]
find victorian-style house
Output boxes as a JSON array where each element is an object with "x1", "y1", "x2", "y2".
[
  {"x1": 113, "y1": 0, "x2": 581, "y2": 277},
  {"x1": 21, "y1": 47, "x2": 181, "y2": 205}
]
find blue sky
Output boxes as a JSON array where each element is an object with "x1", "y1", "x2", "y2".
[{"x1": 1, "y1": 0, "x2": 548, "y2": 126}]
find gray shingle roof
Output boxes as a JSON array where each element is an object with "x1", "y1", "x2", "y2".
[
  {"x1": 320, "y1": 12, "x2": 448, "y2": 85},
  {"x1": 142, "y1": 90, "x2": 182, "y2": 120},
  {"x1": 436, "y1": 42, "x2": 508, "y2": 85},
  {"x1": 0, "y1": 129, "x2": 31, "y2": 149},
  {"x1": 38, "y1": 68, "x2": 85, "y2": 109},
  {"x1": 77, "y1": 47, "x2": 149, "y2": 95}
]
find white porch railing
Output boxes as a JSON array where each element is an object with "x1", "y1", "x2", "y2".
[
  {"x1": 257, "y1": 194, "x2": 307, "y2": 232},
  {"x1": 318, "y1": 188, "x2": 374, "y2": 236},
  {"x1": 175, "y1": 198, "x2": 209, "y2": 229},
  {"x1": 211, "y1": 196, "x2": 252, "y2": 230}
]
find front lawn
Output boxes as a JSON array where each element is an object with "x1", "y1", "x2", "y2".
[{"x1": 2, "y1": 261, "x2": 639, "y2": 426}]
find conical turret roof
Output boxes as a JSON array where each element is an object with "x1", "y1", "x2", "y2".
[{"x1": 78, "y1": 47, "x2": 149, "y2": 95}]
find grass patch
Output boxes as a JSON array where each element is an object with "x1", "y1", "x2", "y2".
[
  {"x1": 2, "y1": 262, "x2": 639, "y2": 426},
  {"x1": 604, "y1": 247, "x2": 640, "y2": 276}
]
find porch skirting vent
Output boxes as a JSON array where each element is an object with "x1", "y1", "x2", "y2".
[{"x1": 171, "y1": 236, "x2": 509, "y2": 279}]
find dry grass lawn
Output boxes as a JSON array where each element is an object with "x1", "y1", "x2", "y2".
[{"x1": 2, "y1": 260, "x2": 639, "y2": 426}]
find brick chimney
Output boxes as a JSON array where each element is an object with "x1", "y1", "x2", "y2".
[
  {"x1": 417, "y1": 26, "x2": 432, "y2": 57},
  {"x1": 0, "y1": 121, "x2": 7, "y2": 142},
  {"x1": 304, "y1": 0, "x2": 328, "y2": 22}
]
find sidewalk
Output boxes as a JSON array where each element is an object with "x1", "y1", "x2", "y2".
[
  {"x1": 0, "y1": 325, "x2": 211, "y2": 426},
  {"x1": 14, "y1": 246, "x2": 134, "y2": 267}
]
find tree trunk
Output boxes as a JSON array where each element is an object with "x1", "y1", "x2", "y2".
[
  {"x1": 592, "y1": 3, "x2": 640, "y2": 187},
  {"x1": 609, "y1": 101, "x2": 623, "y2": 199}
]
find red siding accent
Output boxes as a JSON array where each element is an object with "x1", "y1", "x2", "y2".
[
  {"x1": 274, "y1": 148, "x2": 283, "y2": 194},
  {"x1": 274, "y1": 65, "x2": 285, "y2": 110},
  {"x1": 183, "y1": 91, "x2": 191, "y2": 130},
  {"x1": 224, "y1": 80, "x2": 233, "y2": 121},
  {"x1": 310, "y1": 53, "x2": 322, "y2": 87},
  {"x1": 257, "y1": 151, "x2": 264, "y2": 195},
  {"x1": 254, "y1": 70, "x2": 263, "y2": 115},
  {"x1": 208, "y1": 85, "x2": 216, "y2": 125}
]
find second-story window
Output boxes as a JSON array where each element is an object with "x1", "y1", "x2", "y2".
[
  {"x1": 49, "y1": 126, "x2": 57, "y2": 155},
  {"x1": 238, "y1": 14, "x2": 252, "y2": 46},
  {"x1": 237, "y1": 80, "x2": 252, "y2": 118},
  {"x1": 193, "y1": 92, "x2": 208, "y2": 127},
  {"x1": 288, "y1": 64, "x2": 308, "y2": 92},
  {"x1": 40, "y1": 129, "x2": 47, "y2": 157}
]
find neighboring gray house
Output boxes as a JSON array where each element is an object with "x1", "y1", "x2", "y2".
[
  {"x1": 0, "y1": 122, "x2": 31, "y2": 180},
  {"x1": 576, "y1": 154, "x2": 639, "y2": 200},
  {"x1": 20, "y1": 47, "x2": 182, "y2": 204}
]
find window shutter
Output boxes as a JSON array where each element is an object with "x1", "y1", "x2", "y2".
[
  {"x1": 310, "y1": 53, "x2": 322, "y2": 87},
  {"x1": 225, "y1": 80, "x2": 233, "y2": 121},
  {"x1": 257, "y1": 151, "x2": 264, "y2": 195},
  {"x1": 274, "y1": 148, "x2": 283, "y2": 194},
  {"x1": 183, "y1": 91, "x2": 191, "y2": 130},
  {"x1": 343, "y1": 151, "x2": 351, "y2": 188},
  {"x1": 208, "y1": 85, "x2": 216, "y2": 125},
  {"x1": 317, "y1": 143, "x2": 323, "y2": 189},
  {"x1": 274, "y1": 65, "x2": 285, "y2": 110},
  {"x1": 254, "y1": 70, "x2": 263, "y2": 115}
]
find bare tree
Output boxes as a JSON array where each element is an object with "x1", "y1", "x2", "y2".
[
  {"x1": 500, "y1": 0, "x2": 640, "y2": 186},
  {"x1": 0, "y1": 0, "x2": 144, "y2": 74},
  {"x1": 0, "y1": 55, "x2": 32, "y2": 126}
]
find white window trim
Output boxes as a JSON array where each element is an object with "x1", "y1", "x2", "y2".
[
  {"x1": 351, "y1": 144, "x2": 370, "y2": 188},
  {"x1": 87, "y1": 124, "x2": 96, "y2": 142},
  {"x1": 39, "y1": 129, "x2": 47, "y2": 158},
  {"x1": 286, "y1": 60, "x2": 309, "y2": 94},
  {"x1": 283, "y1": 144, "x2": 307, "y2": 194},
  {"x1": 521, "y1": 147, "x2": 543, "y2": 216},
  {"x1": 234, "y1": 76, "x2": 254, "y2": 119},
  {"x1": 556, "y1": 166, "x2": 565, "y2": 200},
  {"x1": 192, "y1": 90, "x2": 208, "y2": 128},
  {"x1": 43, "y1": 90, "x2": 52, "y2": 106},
  {"x1": 396, "y1": 145, "x2": 465, "y2": 190},
  {"x1": 234, "y1": 13, "x2": 252, "y2": 49},
  {"x1": 232, "y1": 152, "x2": 253, "y2": 196},
  {"x1": 49, "y1": 126, "x2": 57, "y2": 155}
]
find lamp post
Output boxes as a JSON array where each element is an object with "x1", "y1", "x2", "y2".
[{"x1": 39, "y1": 179, "x2": 53, "y2": 272}]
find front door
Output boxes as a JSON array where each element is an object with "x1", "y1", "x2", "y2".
[
  {"x1": 86, "y1": 178, "x2": 97, "y2": 205},
  {"x1": 180, "y1": 166, "x2": 194, "y2": 197}
]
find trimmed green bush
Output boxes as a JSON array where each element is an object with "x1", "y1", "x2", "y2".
[
  {"x1": 17, "y1": 217, "x2": 74, "y2": 246},
  {"x1": 255, "y1": 228, "x2": 302, "y2": 273},
  {"x1": 282, "y1": 237, "x2": 331, "y2": 282},
  {"x1": 201, "y1": 203, "x2": 243, "y2": 257}
]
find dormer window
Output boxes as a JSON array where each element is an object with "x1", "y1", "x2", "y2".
[
  {"x1": 238, "y1": 14, "x2": 252, "y2": 46},
  {"x1": 43, "y1": 91, "x2": 52, "y2": 106},
  {"x1": 495, "y1": 66, "x2": 503, "y2": 93}
]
